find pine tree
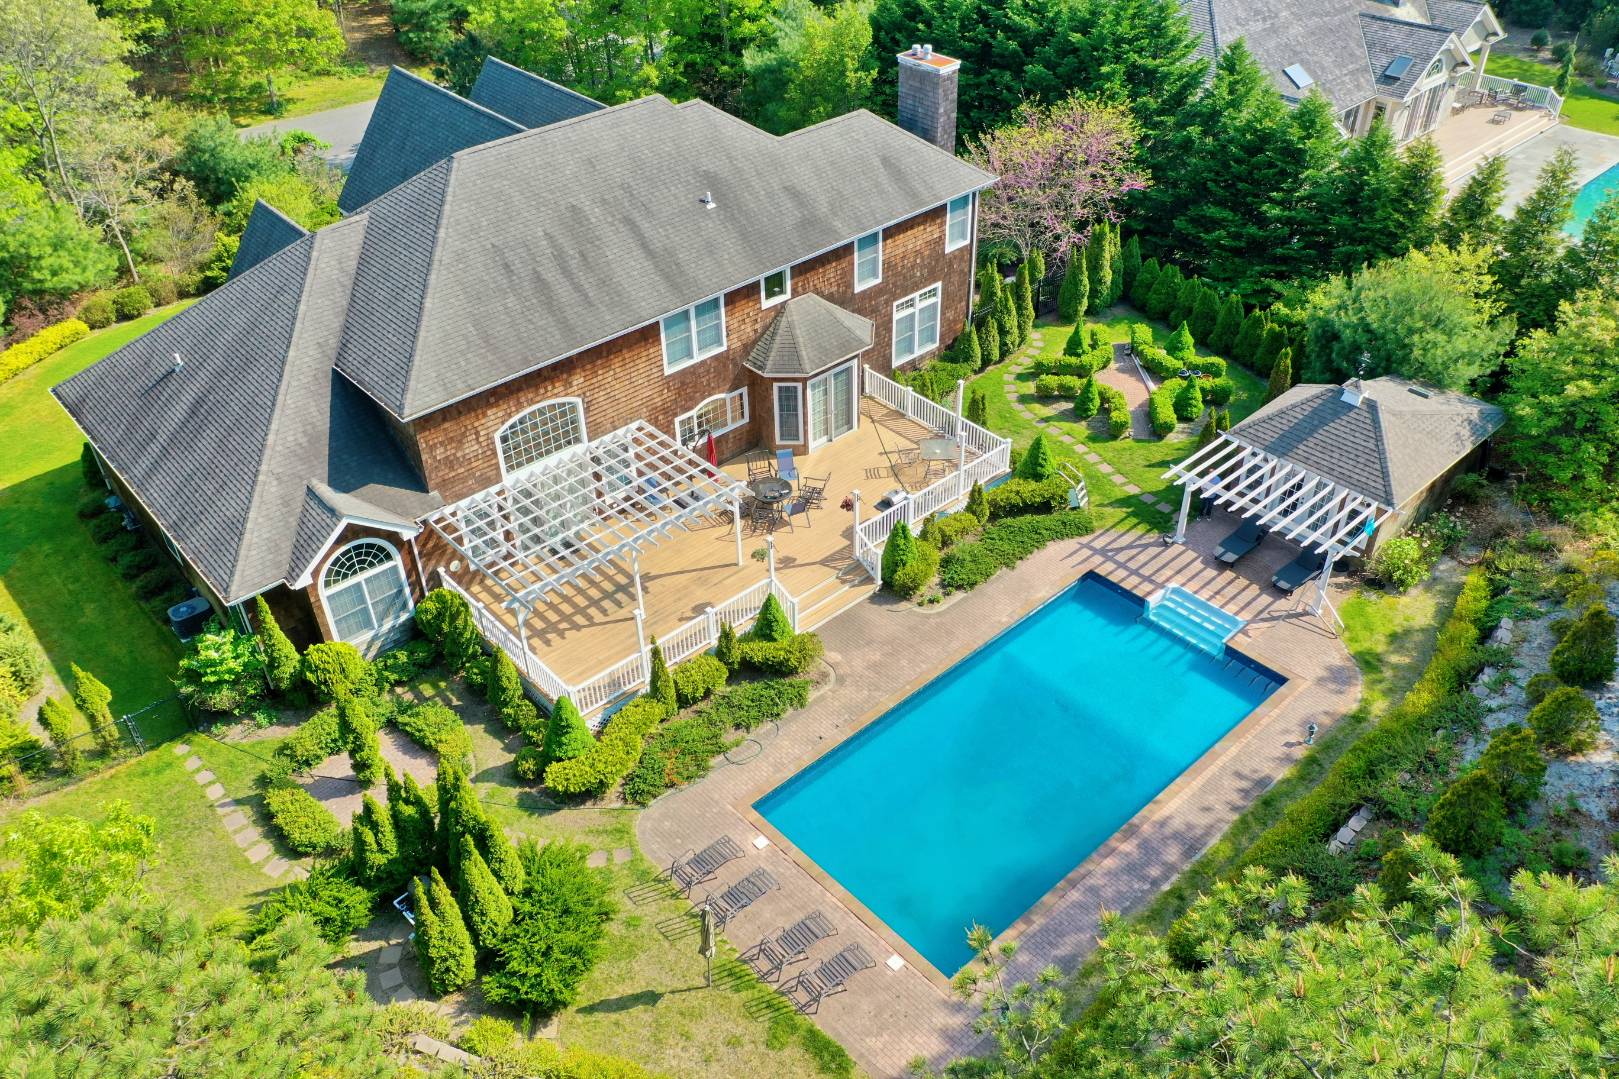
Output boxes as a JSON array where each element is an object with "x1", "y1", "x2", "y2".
[
  {"x1": 1171, "y1": 275, "x2": 1202, "y2": 329},
  {"x1": 253, "y1": 597, "x2": 301, "y2": 694},
  {"x1": 1120, "y1": 234, "x2": 1142, "y2": 293},
  {"x1": 981, "y1": 316, "x2": 1001, "y2": 367},
  {"x1": 1189, "y1": 285, "x2": 1221, "y2": 345},
  {"x1": 1146, "y1": 264, "x2": 1182, "y2": 322},
  {"x1": 966, "y1": 481, "x2": 988, "y2": 523},
  {"x1": 1561, "y1": 192, "x2": 1619, "y2": 296},
  {"x1": 37, "y1": 697, "x2": 81, "y2": 773},
  {"x1": 353, "y1": 792, "x2": 401, "y2": 888},
  {"x1": 1440, "y1": 154, "x2": 1508, "y2": 249},
  {"x1": 1015, "y1": 262, "x2": 1035, "y2": 341},
  {"x1": 1210, "y1": 294, "x2": 1245, "y2": 355},
  {"x1": 457, "y1": 835, "x2": 513, "y2": 951},
  {"x1": 70, "y1": 663, "x2": 119, "y2": 756},
  {"x1": 1392, "y1": 136, "x2": 1446, "y2": 253},
  {"x1": 1076, "y1": 375, "x2": 1101, "y2": 419},
  {"x1": 1266, "y1": 347, "x2": 1293, "y2": 402},
  {"x1": 1016, "y1": 433, "x2": 1055, "y2": 481},
  {"x1": 880, "y1": 521, "x2": 917, "y2": 589},
  {"x1": 389, "y1": 770, "x2": 436, "y2": 875},
  {"x1": 1328, "y1": 119, "x2": 1405, "y2": 272},
  {"x1": 1497, "y1": 147, "x2": 1580, "y2": 332},
  {"x1": 1058, "y1": 255, "x2": 1089, "y2": 322},
  {"x1": 542, "y1": 696, "x2": 594, "y2": 767},
  {"x1": 647, "y1": 638, "x2": 676, "y2": 712},
  {"x1": 1233, "y1": 310, "x2": 1268, "y2": 366},
  {"x1": 714, "y1": 621, "x2": 739, "y2": 668},
  {"x1": 422, "y1": 868, "x2": 476, "y2": 994},
  {"x1": 958, "y1": 323, "x2": 982, "y2": 370},
  {"x1": 1254, "y1": 323, "x2": 1288, "y2": 376},
  {"x1": 1131, "y1": 257, "x2": 1161, "y2": 309}
]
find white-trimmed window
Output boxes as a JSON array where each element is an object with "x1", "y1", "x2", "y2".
[
  {"x1": 854, "y1": 230, "x2": 882, "y2": 291},
  {"x1": 661, "y1": 295, "x2": 727, "y2": 372},
  {"x1": 676, "y1": 388, "x2": 749, "y2": 446},
  {"x1": 497, "y1": 398, "x2": 585, "y2": 477},
  {"x1": 321, "y1": 539, "x2": 411, "y2": 648},
  {"x1": 945, "y1": 194, "x2": 972, "y2": 251},
  {"x1": 761, "y1": 267, "x2": 791, "y2": 308},
  {"x1": 775, "y1": 383, "x2": 803, "y2": 443},
  {"x1": 893, "y1": 283, "x2": 942, "y2": 364}
]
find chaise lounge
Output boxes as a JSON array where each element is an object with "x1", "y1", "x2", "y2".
[
  {"x1": 1272, "y1": 549, "x2": 1326, "y2": 595},
  {"x1": 667, "y1": 836, "x2": 745, "y2": 897},
  {"x1": 698, "y1": 867, "x2": 780, "y2": 928},
  {"x1": 743, "y1": 910, "x2": 839, "y2": 982},
  {"x1": 780, "y1": 943, "x2": 877, "y2": 1014},
  {"x1": 1215, "y1": 520, "x2": 1264, "y2": 564}
]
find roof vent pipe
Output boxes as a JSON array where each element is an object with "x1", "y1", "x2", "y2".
[
  {"x1": 699, "y1": 190, "x2": 716, "y2": 210},
  {"x1": 910, "y1": 42, "x2": 920, "y2": 55},
  {"x1": 922, "y1": 43, "x2": 932, "y2": 58},
  {"x1": 1341, "y1": 378, "x2": 1364, "y2": 406},
  {"x1": 171, "y1": 352, "x2": 184, "y2": 374}
]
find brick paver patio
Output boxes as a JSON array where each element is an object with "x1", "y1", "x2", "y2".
[{"x1": 638, "y1": 511, "x2": 1360, "y2": 1077}]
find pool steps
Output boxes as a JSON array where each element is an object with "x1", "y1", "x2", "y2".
[{"x1": 1144, "y1": 585, "x2": 1245, "y2": 656}]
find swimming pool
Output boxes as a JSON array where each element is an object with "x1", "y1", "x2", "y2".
[
  {"x1": 754, "y1": 573, "x2": 1281, "y2": 975},
  {"x1": 1570, "y1": 159, "x2": 1619, "y2": 236}
]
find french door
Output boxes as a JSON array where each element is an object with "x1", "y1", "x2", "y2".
[{"x1": 808, "y1": 363, "x2": 856, "y2": 449}]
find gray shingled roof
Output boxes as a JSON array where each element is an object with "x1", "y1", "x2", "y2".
[
  {"x1": 1425, "y1": 0, "x2": 1488, "y2": 34},
  {"x1": 53, "y1": 216, "x2": 439, "y2": 603},
  {"x1": 1230, "y1": 376, "x2": 1503, "y2": 508},
  {"x1": 1362, "y1": 15, "x2": 1456, "y2": 101},
  {"x1": 333, "y1": 96, "x2": 994, "y2": 419},
  {"x1": 746, "y1": 294, "x2": 873, "y2": 377},
  {"x1": 229, "y1": 200, "x2": 307, "y2": 281},
  {"x1": 338, "y1": 67, "x2": 523, "y2": 214},
  {"x1": 468, "y1": 57, "x2": 603, "y2": 129}
]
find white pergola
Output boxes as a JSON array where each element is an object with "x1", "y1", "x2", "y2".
[
  {"x1": 425, "y1": 420, "x2": 749, "y2": 630},
  {"x1": 1163, "y1": 432, "x2": 1394, "y2": 617}
]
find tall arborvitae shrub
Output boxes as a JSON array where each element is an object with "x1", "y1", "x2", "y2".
[
  {"x1": 1210, "y1": 293, "x2": 1244, "y2": 355},
  {"x1": 254, "y1": 597, "x2": 301, "y2": 694},
  {"x1": 1217, "y1": 408, "x2": 1232, "y2": 432},
  {"x1": 966, "y1": 388, "x2": 988, "y2": 427},
  {"x1": 1058, "y1": 256, "x2": 1089, "y2": 322},
  {"x1": 1016, "y1": 433, "x2": 1056, "y2": 481},
  {"x1": 1131, "y1": 257, "x2": 1161, "y2": 309},
  {"x1": 388, "y1": 769, "x2": 436, "y2": 875},
  {"x1": 467, "y1": 811, "x2": 525, "y2": 895},
  {"x1": 997, "y1": 287, "x2": 1018, "y2": 350},
  {"x1": 881, "y1": 521, "x2": 917, "y2": 590},
  {"x1": 1086, "y1": 225, "x2": 1113, "y2": 314},
  {"x1": 80, "y1": 442, "x2": 101, "y2": 487},
  {"x1": 435, "y1": 760, "x2": 476, "y2": 870},
  {"x1": 1171, "y1": 276, "x2": 1201, "y2": 329},
  {"x1": 1120, "y1": 234, "x2": 1141, "y2": 292},
  {"x1": 1173, "y1": 379, "x2": 1204, "y2": 422},
  {"x1": 1027, "y1": 248, "x2": 1046, "y2": 305},
  {"x1": 457, "y1": 835, "x2": 513, "y2": 951},
  {"x1": 714, "y1": 621, "x2": 739, "y2": 668},
  {"x1": 1195, "y1": 412, "x2": 1219, "y2": 448},
  {"x1": 980, "y1": 315, "x2": 1001, "y2": 367},
  {"x1": 966, "y1": 481, "x2": 988, "y2": 523},
  {"x1": 340, "y1": 697, "x2": 384, "y2": 786},
  {"x1": 978, "y1": 266, "x2": 1002, "y2": 315},
  {"x1": 1254, "y1": 323, "x2": 1289, "y2": 376},
  {"x1": 489, "y1": 649, "x2": 536, "y2": 731},
  {"x1": 1166, "y1": 322, "x2": 1195, "y2": 362},
  {"x1": 543, "y1": 696, "x2": 594, "y2": 767},
  {"x1": 421, "y1": 868, "x2": 477, "y2": 994},
  {"x1": 958, "y1": 323, "x2": 982, "y2": 370},
  {"x1": 1232, "y1": 311, "x2": 1268, "y2": 366},
  {"x1": 37, "y1": 697, "x2": 81, "y2": 772},
  {"x1": 352, "y1": 792, "x2": 402, "y2": 889},
  {"x1": 1015, "y1": 263, "x2": 1035, "y2": 341},
  {"x1": 1106, "y1": 226, "x2": 1125, "y2": 305},
  {"x1": 1146, "y1": 265, "x2": 1182, "y2": 322},
  {"x1": 1190, "y1": 285, "x2": 1221, "y2": 344},
  {"x1": 1549, "y1": 603, "x2": 1617, "y2": 686},
  {"x1": 412, "y1": 877, "x2": 443, "y2": 992},
  {"x1": 647, "y1": 638, "x2": 676, "y2": 712},
  {"x1": 1266, "y1": 348, "x2": 1293, "y2": 403},
  {"x1": 70, "y1": 663, "x2": 119, "y2": 755},
  {"x1": 1076, "y1": 375, "x2": 1101, "y2": 419}
]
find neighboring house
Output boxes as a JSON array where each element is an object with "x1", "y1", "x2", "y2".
[{"x1": 55, "y1": 51, "x2": 996, "y2": 682}]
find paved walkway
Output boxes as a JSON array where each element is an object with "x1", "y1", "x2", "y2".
[
  {"x1": 1497, "y1": 122, "x2": 1619, "y2": 214},
  {"x1": 239, "y1": 98, "x2": 376, "y2": 171},
  {"x1": 637, "y1": 516, "x2": 1360, "y2": 1078},
  {"x1": 170, "y1": 740, "x2": 309, "y2": 882}
]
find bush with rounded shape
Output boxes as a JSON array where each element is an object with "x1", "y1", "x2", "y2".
[
  {"x1": 459, "y1": 1016, "x2": 520, "y2": 1057},
  {"x1": 984, "y1": 476, "x2": 1068, "y2": 518},
  {"x1": 78, "y1": 294, "x2": 115, "y2": 329},
  {"x1": 1369, "y1": 535, "x2": 1428, "y2": 593},
  {"x1": 110, "y1": 286, "x2": 153, "y2": 320},
  {"x1": 1101, "y1": 385, "x2": 1130, "y2": 437},
  {"x1": 483, "y1": 840, "x2": 615, "y2": 1011},
  {"x1": 393, "y1": 701, "x2": 473, "y2": 761},
  {"x1": 1172, "y1": 377, "x2": 1204, "y2": 421},
  {"x1": 1148, "y1": 381, "x2": 1179, "y2": 436},
  {"x1": 735, "y1": 632, "x2": 824, "y2": 676},
  {"x1": 672, "y1": 654, "x2": 727, "y2": 707},
  {"x1": 1206, "y1": 377, "x2": 1235, "y2": 407},
  {"x1": 1530, "y1": 27, "x2": 1550, "y2": 48},
  {"x1": 263, "y1": 782, "x2": 344, "y2": 854},
  {"x1": 1476, "y1": 723, "x2": 1546, "y2": 810},
  {"x1": 1033, "y1": 373, "x2": 1082, "y2": 398},
  {"x1": 1376, "y1": 837, "x2": 1426, "y2": 907},
  {"x1": 143, "y1": 274, "x2": 178, "y2": 306},
  {"x1": 890, "y1": 540, "x2": 940, "y2": 598},
  {"x1": 1426, "y1": 769, "x2": 1505, "y2": 857},
  {"x1": 543, "y1": 695, "x2": 594, "y2": 766},
  {"x1": 1548, "y1": 603, "x2": 1617, "y2": 686},
  {"x1": 1524, "y1": 671, "x2": 1562, "y2": 707},
  {"x1": 514, "y1": 745, "x2": 547, "y2": 781},
  {"x1": 1528, "y1": 686, "x2": 1601, "y2": 754},
  {"x1": 749, "y1": 592, "x2": 794, "y2": 642},
  {"x1": 301, "y1": 641, "x2": 371, "y2": 701}
]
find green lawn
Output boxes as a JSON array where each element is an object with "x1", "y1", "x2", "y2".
[
  {"x1": 967, "y1": 305, "x2": 1268, "y2": 534},
  {"x1": 0, "y1": 304, "x2": 196, "y2": 743},
  {"x1": 232, "y1": 68, "x2": 423, "y2": 126},
  {"x1": 1485, "y1": 53, "x2": 1619, "y2": 137}
]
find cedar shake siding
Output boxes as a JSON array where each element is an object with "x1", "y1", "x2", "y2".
[
  {"x1": 411, "y1": 200, "x2": 973, "y2": 503},
  {"x1": 301, "y1": 523, "x2": 428, "y2": 646}
]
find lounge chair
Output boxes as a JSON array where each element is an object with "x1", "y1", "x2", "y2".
[
  {"x1": 1215, "y1": 520, "x2": 1263, "y2": 564},
  {"x1": 744, "y1": 910, "x2": 839, "y2": 982},
  {"x1": 1272, "y1": 549, "x2": 1326, "y2": 595},
  {"x1": 798, "y1": 474, "x2": 830, "y2": 509},
  {"x1": 700, "y1": 867, "x2": 779, "y2": 928},
  {"x1": 667, "y1": 835, "x2": 745, "y2": 896},
  {"x1": 780, "y1": 943, "x2": 876, "y2": 1013}
]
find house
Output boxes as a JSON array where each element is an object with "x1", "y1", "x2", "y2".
[
  {"x1": 1165, "y1": 375, "x2": 1503, "y2": 611},
  {"x1": 1182, "y1": 0, "x2": 1559, "y2": 181},
  {"x1": 54, "y1": 50, "x2": 1002, "y2": 710}
]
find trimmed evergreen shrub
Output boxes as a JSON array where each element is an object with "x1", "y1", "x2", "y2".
[
  {"x1": 513, "y1": 746, "x2": 546, "y2": 781},
  {"x1": 1148, "y1": 381, "x2": 1180, "y2": 436},
  {"x1": 340, "y1": 697, "x2": 384, "y2": 785},
  {"x1": 1476, "y1": 724, "x2": 1546, "y2": 810},
  {"x1": 1058, "y1": 256, "x2": 1088, "y2": 321},
  {"x1": 980, "y1": 316, "x2": 1000, "y2": 367},
  {"x1": 387, "y1": 770, "x2": 436, "y2": 875},
  {"x1": 1549, "y1": 603, "x2": 1617, "y2": 686},
  {"x1": 37, "y1": 697, "x2": 81, "y2": 772},
  {"x1": 996, "y1": 288, "x2": 1018, "y2": 351},
  {"x1": 542, "y1": 696, "x2": 594, "y2": 766},
  {"x1": 301, "y1": 642, "x2": 370, "y2": 702},
  {"x1": 483, "y1": 841, "x2": 614, "y2": 1011},
  {"x1": 1172, "y1": 378, "x2": 1204, "y2": 422},
  {"x1": 110, "y1": 286, "x2": 153, "y2": 320},
  {"x1": 270, "y1": 707, "x2": 345, "y2": 778},
  {"x1": 70, "y1": 663, "x2": 119, "y2": 755},
  {"x1": 646, "y1": 639, "x2": 677, "y2": 712},
  {"x1": 414, "y1": 587, "x2": 482, "y2": 673},
  {"x1": 1232, "y1": 310, "x2": 1267, "y2": 366},
  {"x1": 263, "y1": 782, "x2": 344, "y2": 854},
  {"x1": 1524, "y1": 672, "x2": 1562, "y2": 706},
  {"x1": 1528, "y1": 686, "x2": 1601, "y2": 754},
  {"x1": 1166, "y1": 322, "x2": 1195, "y2": 362},
  {"x1": 880, "y1": 520, "x2": 916, "y2": 590},
  {"x1": 250, "y1": 863, "x2": 374, "y2": 945},
  {"x1": 1254, "y1": 324, "x2": 1288, "y2": 376},
  {"x1": 351, "y1": 791, "x2": 402, "y2": 889},
  {"x1": 1171, "y1": 276, "x2": 1201, "y2": 330},
  {"x1": 1015, "y1": 262, "x2": 1035, "y2": 340},
  {"x1": 1206, "y1": 377, "x2": 1236, "y2": 407},
  {"x1": 958, "y1": 323, "x2": 982, "y2": 370},
  {"x1": 1016, "y1": 433, "x2": 1056, "y2": 481},
  {"x1": 488, "y1": 648, "x2": 537, "y2": 731},
  {"x1": 418, "y1": 868, "x2": 477, "y2": 995},
  {"x1": 254, "y1": 596, "x2": 301, "y2": 694},
  {"x1": 78, "y1": 295, "x2": 115, "y2": 329},
  {"x1": 714, "y1": 621, "x2": 739, "y2": 669},
  {"x1": 1120, "y1": 234, "x2": 1141, "y2": 291},
  {"x1": 986, "y1": 476, "x2": 1069, "y2": 518},
  {"x1": 1106, "y1": 226, "x2": 1124, "y2": 305},
  {"x1": 966, "y1": 481, "x2": 988, "y2": 524},
  {"x1": 1146, "y1": 264, "x2": 1182, "y2": 321},
  {"x1": 938, "y1": 510, "x2": 1095, "y2": 591},
  {"x1": 1194, "y1": 413, "x2": 1219, "y2": 449},
  {"x1": 1210, "y1": 294, "x2": 1244, "y2": 354},
  {"x1": 1189, "y1": 285, "x2": 1221, "y2": 344},
  {"x1": 1130, "y1": 257, "x2": 1160, "y2": 309},
  {"x1": 750, "y1": 592, "x2": 794, "y2": 643},
  {"x1": 1100, "y1": 384, "x2": 1130, "y2": 438},
  {"x1": 1266, "y1": 348, "x2": 1293, "y2": 403},
  {"x1": 890, "y1": 540, "x2": 940, "y2": 598},
  {"x1": 393, "y1": 701, "x2": 473, "y2": 761},
  {"x1": 672, "y1": 653, "x2": 728, "y2": 707},
  {"x1": 1033, "y1": 374, "x2": 1082, "y2": 398},
  {"x1": 0, "y1": 319, "x2": 91, "y2": 384},
  {"x1": 1076, "y1": 375, "x2": 1101, "y2": 419},
  {"x1": 966, "y1": 387, "x2": 989, "y2": 427},
  {"x1": 543, "y1": 696, "x2": 667, "y2": 796},
  {"x1": 920, "y1": 510, "x2": 979, "y2": 550},
  {"x1": 457, "y1": 835, "x2": 513, "y2": 950},
  {"x1": 1427, "y1": 769, "x2": 1505, "y2": 857},
  {"x1": 735, "y1": 632, "x2": 824, "y2": 676}
]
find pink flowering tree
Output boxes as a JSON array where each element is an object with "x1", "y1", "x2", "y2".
[{"x1": 966, "y1": 96, "x2": 1147, "y2": 264}]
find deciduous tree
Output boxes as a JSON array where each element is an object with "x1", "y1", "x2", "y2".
[
  {"x1": 741, "y1": 0, "x2": 875, "y2": 134},
  {"x1": 0, "y1": 802, "x2": 154, "y2": 930}
]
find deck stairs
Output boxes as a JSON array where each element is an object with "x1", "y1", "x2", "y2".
[
  {"x1": 1443, "y1": 109, "x2": 1556, "y2": 186},
  {"x1": 795, "y1": 571, "x2": 877, "y2": 632},
  {"x1": 1145, "y1": 584, "x2": 1245, "y2": 656}
]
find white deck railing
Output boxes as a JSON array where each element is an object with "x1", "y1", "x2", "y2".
[
  {"x1": 1477, "y1": 73, "x2": 1565, "y2": 115},
  {"x1": 853, "y1": 366, "x2": 1013, "y2": 577}
]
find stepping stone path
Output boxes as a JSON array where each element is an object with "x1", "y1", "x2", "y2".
[
  {"x1": 585, "y1": 850, "x2": 610, "y2": 868},
  {"x1": 169, "y1": 741, "x2": 311, "y2": 882}
]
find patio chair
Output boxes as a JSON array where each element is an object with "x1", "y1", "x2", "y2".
[
  {"x1": 798, "y1": 474, "x2": 830, "y2": 509},
  {"x1": 667, "y1": 835, "x2": 745, "y2": 897},
  {"x1": 1214, "y1": 520, "x2": 1263, "y2": 564},
  {"x1": 747, "y1": 498, "x2": 779, "y2": 534},
  {"x1": 1272, "y1": 549, "x2": 1327, "y2": 595},
  {"x1": 778, "y1": 496, "x2": 812, "y2": 531},
  {"x1": 776, "y1": 448, "x2": 799, "y2": 483},
  {"x1": 699, "y1": 867, "x2": 780, "y2": 929},
  {"x1": 747, "y1": 456, "x2": 775, "y2": 482},
  {"x1": 744, "y1": 910, "x2": 839, "y2": 982},
  {"x1": 780, "y1": 943, "x2": 876, "y2": 1014}
]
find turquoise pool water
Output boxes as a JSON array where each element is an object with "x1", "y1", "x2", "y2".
[
  {"x1": 1570, "y1": 159, "x2": 1619, "y2": 236},
  {"x1": 755, "y1": 574, "x2": 1280, "y2": 974}
]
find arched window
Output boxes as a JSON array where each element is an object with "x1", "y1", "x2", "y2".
[
  {"x1": 320, "y1": 539, "x2": 411, "y2": 649},
  {"x1": 497, "y1": 398, "x2": 586, "y2": 476}
]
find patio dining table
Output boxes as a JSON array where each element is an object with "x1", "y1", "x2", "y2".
[
  {"x1": 918, "y1": 436, "x2": 960, "y2": 481},
  {"x1": 747, "y1": 476, "x2": 793, "y2": 529}
]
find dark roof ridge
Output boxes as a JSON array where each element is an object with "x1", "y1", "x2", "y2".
[
  {"x1": 447, "y1": 93, "x2": 669, "y2": 163},
  {"x1": 381, "y1": 64, "x2": 528, "y2": 131},
  {"x1": 474, "y1": 56, "x2": 603, "y2": 111}
]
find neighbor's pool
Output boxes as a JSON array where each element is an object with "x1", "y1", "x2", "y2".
[
  {"x1": 1570, "y1": 159, "x2": 1619, "y2": 237},
  {"x1": 754, "y1": 573, "x2": 1281, "y2": 974}
]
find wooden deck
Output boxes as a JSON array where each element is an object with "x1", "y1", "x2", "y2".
[{"x1": 460, "y1": 399, "x2": 973, "y2": 686}]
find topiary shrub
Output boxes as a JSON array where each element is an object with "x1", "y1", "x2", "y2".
[
  {"x1": 263, "y1": 782, "x2": 344, "y2": 854},
  {"x1": 1205, "y1": 376, "x2": 1235, "y2": 407},
  {"x1": 984, "y1": 476, "x2": 1068, "y2": 519},
  {"x1": 301, "y1": 641, "x2": 371, "y2": 701},
  {"x1": 340, "y1": 697, "x2": 384, "y2": 785},
  {"x1": 714, "y1": 621, "x2": 739, "y2": 669},
  {"x1": 393, "y1": 701, "x2": 473, "y2": 761},
  {"x1": 890, "y1": 540, "x2": 940, "y2": 598},
  {"x1": 1099, "y1": 384, "x2": 1130, "y2": 438},
  {"x1": 1524, "y1": 672, "x2": 1562, "y2": 707},
  {"x1": 542, "y1": 696, "x2": 666, "y2": 796},
  {"x1": 488, "y1": 648, "x2": 538, "y2": 731},
  {"x1": 414, "y1": 868, "x2": 476, "y2": 995},
  {"x1": 1528, "y1": 686, "x2": 1601, "y2": 755},
  {"x1": 1033, "y1": 374, "x2": 1083, "y2": 398},
  {"x1": 542, "y1": 695, "x2": 594, "y2": 767},
  {"x1": 1016, "y1": 433, "x2": 1056, "y2": 481},
  {"x1": 513, "y1": 745, "x2": 547, "y2": 781},
  {"x1": 78, "y1": 294, "x2": 115, "y2": 329},
  {"x1": 1147, "y1": 381, "x2": 1179, "y2": 437},
  {"x1": 1172, "y1": 377, "x2": 1204, "y2": 422},
  {"x1": 735, "y1": 632, "x2": 824, "y2": 676},
  {"x1": 1475, "y1": 723, "x2": 1546, "y2": 810},
  {"x1": 271, "y1": 706, "x2": 346, "y2": 775},
  {"x1": 1426, "y1": 769, "x2": 1505, "y2": 857},
  {"x1": 750, "y1": 592, "x2": 794, "y2": 642},
  {"x1": 110, "y1": 285, "x2": 153, "y2": 321},
  {"x1": 457, "y1": 835, "x2": 513, "y2": 951},
  {"x1": 414, "y1": 587, "x2": 482, "y2": 673},
  {"x1": 1166, "y1": 322, "x2": 1195, "y2": 362},
  {"x1": 672, "y1": 654, "x2": 727, "y2": 708},
  {"x1": 1548, "y1": 603, "x2": 1617, "y2": 687},
  {"x1": 646, "y1": 638, "x2": 677, "y2": 712}
]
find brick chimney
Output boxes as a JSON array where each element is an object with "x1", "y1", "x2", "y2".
[{"x1": 896, "y1": 43, "x2": 960, "y2": 153}]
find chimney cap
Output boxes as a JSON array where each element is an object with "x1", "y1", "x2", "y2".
[{"x1": 896, "y1": 47, "x2": 961, "y2": 72}]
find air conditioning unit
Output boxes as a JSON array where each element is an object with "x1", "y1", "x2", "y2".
[{"x1": 167, "y1": 595, "x2": 213, "y2": 641}]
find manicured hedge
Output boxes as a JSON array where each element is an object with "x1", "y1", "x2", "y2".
[
  {"x1": 543, "y1": 696, "x2": 667, "y2": 796},
  {"x1": 265, "y1": 707, "x2": 346, "y2": 781},
  {"x1": 392, "y1": 701, "x2": 473, "y2": 761},
  {"x1": 1235, "y1": 568, "x2": 1492, "y2": 879},
  {"x1": 672, "y1": 654, "x2": 728, "y2": 708},
  {"x1": 623, "y1": 679, "x2": 811, "y2": 804},
  {"x1": 985, "y1": 476, "x2": 1069, "y2": 519},
  {"x1": 263, "y1": 782, "x2": 344, "y2": 854},
  {"x1": 0, "y1": 319, "x2": 90, "y2": 384},
  {"x1": 1034, "y1": 374, "x2": 1083, "y2": 398},
  {"x1": 735, "y1": 632, "x2": 824, "y2": 676},
  {"x1": 938, "y1": 509, "x2": 1095, "y2": 592},
  {"x1": 1147, "y1": 379, "x2": 1181, "y2": 436},
  {"x1": 1098, "y1": 384, "x2": 1130, "y2": 438},
  {"x1": 920, "y1": 510, "x2": 980, "y2": 550}
]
